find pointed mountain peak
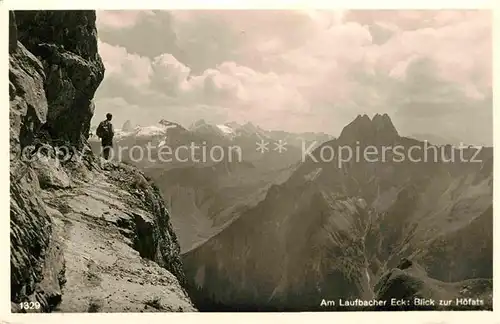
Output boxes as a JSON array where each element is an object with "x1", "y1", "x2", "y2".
[
  {"x1": 158, "y1": 119, "x2": 173, "y2": 127},
  {"x1": 122, "y1": 120, "x2": 133, "y2": 132},
  {"x1": 193, "y1": 119, "x2": 208, "y2": 126},
  {"x1": 239, "y1": 121, "x2": 261, "y2": 133},
  {"x1": 159, "y1": 119, "x2": 185, "y2": 130},
  {"x1": 338, "y1": 113, "x2": 399, "y2": 144},
  {"x1": 224, "y1": 121, "x2": 241, "y2": 129},
  {"x1": 189, "y1": 119, "x2": 210, "y2": 130},
  {"x1": 372, "y1": 113, "x2": 399, "y2": 137},
  {"x1": 351, "y1": 114, "x2": 372, "y2": 127}
]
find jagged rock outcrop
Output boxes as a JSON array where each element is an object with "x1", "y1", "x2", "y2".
[
  {"x1": 13, "y1": 10, "x2": 105, "y2": 149},
  {"x1": 374, "y1": 258, "x2": 492, "y2": 310},
  {"x1": 338, "y1": 113, "x2": 399, "y2": 144},
  {"x1": 10, "y1": 10, "x2": 195, "y2": 312}
]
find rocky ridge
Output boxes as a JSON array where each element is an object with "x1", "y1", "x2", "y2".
[{"x1": 10, "y1": 10, "x2": 195, "y2": 312}]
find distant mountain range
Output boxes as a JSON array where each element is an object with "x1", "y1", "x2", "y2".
[
  {"x1": 91, "y1": 119, "x2": 333, "y2": 146},
  {"x1": 89, "y1": 119, "x2": 333, "y2": 251}
]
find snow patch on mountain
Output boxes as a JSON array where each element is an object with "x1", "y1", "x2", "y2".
[
  {"x1": 135, "y1": 125, "x2": 168, "y2": 137},
  {"x1": 113, "y1": 122, "x2": 179, "y2": 141},
  {"x1": 216, "y1": 124, "x2": 235, "y2": 135}
]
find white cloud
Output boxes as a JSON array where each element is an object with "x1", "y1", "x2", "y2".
[
  {"x1": 371, "y1": 15, "x2": 491, "y2": 88},
  {"x1": 98, "y1": 41, "x2": 152, "y2": 88},
  {"x1": 151, "y1": 53, "x2": 192, "y2": 94},
  {"x1": 96, "y1": 10, "x2": 155, "y2": 29},
  {"x1": 94, "y1": 10, "x2": 492, "y2": 144}
]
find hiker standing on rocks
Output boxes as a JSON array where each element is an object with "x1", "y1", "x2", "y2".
[{"x1": 96, "y1": 113, "x2": 114, "y2": 160}]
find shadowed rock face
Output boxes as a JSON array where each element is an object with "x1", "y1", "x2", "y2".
[
  {"x1": 10, "y1": 11, "x2": 194, "y2": 312},
  {"x1": 9, "y1": 11, "x2": 17, "y2": 53},
  {"x1": 13, "y1": 10, "x2": 104, "y2": 149},
  {"x1": 338, "y1": 113, "x2": 399, "y2": 145}
]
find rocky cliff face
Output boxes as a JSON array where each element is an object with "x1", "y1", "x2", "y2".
[
  {"x1": 13, "y1": 11, "x2": 104, "y2": 148},
  {"x1": 10, "y1": 10, "x2": 195, "y2": 312}
]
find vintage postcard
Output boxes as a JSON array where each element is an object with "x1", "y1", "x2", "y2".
[{"x1": 1, "y1": 0, "x2": 498, "y2": 323}]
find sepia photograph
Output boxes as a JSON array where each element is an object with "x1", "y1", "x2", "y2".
[{"x1": 7, "y1": 7, "x2": 493, "y2": 315}]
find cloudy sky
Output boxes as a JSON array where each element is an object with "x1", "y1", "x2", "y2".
[{"x1": 93, "y1": 10, "x2": 492, "y2": 145}]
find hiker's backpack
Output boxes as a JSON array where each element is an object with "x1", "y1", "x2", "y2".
[{"x1": 96, "y1": 120, "x2": 111, "y2": 138}]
